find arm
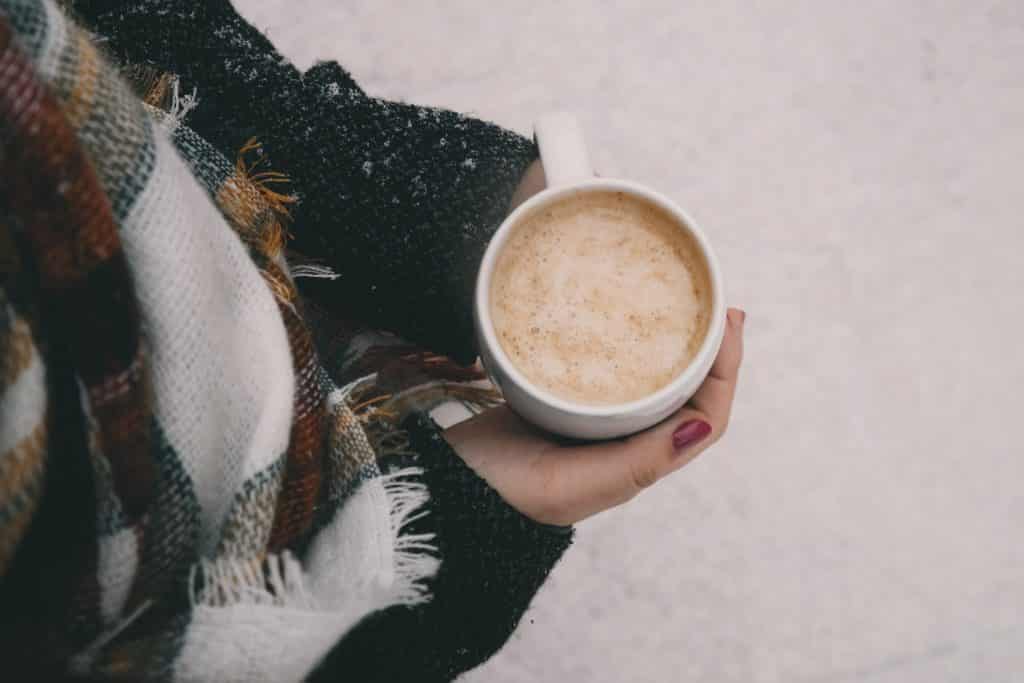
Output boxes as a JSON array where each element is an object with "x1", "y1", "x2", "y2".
[
  {"x1": 310, "y1": 311, "x2": 745, "y2": 681},
  {"x1": 73, "y1": 0, "x2": 538, "y2": 364}
]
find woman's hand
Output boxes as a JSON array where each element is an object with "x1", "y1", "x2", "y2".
[
  {"x1": 509, "y1": 160, "x2": 547, "y2": 210},
  {"x1": 445, "y1": 308, "x2": 746, "y2": 526}
]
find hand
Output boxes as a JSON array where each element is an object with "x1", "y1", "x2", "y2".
[
  {"x1": 509, "y1": 159, "x2": 547, "y2": 210},
  {"x1": 445, "y1": 308, "x2": 746, "y2": 526}
]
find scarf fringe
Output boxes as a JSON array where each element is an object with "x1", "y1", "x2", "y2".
[
  {"x1": 381, "y1": 380, "x2": 503, "y2": 420},
  {"x1": 235, "y1": 137, "x2": 298, "y2": 221},
  {"x1": 68, "y1": 599, "x2": 154, "y2": 675},
  {"x1": 289, "y1": 264, "x2": 340, "y2": 280},
  {"x1": 187, "y1": 468, "x2": 437, "y2": 612},
  {"x1": 189, "y1": 553, "x2": 312, "y2": 610},
  {"x1": 380, "y1": 469, "x2": 440, "y2": 605},
  {"x1": 168, "y1": 75, "x2": 198, "y2": 125}
]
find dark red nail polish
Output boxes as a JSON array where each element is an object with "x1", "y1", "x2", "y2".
[{"x1": 672, "y1": 420, "x2": 711, "y2": 452}]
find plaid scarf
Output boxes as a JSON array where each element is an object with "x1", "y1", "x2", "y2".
[{"x1": 0, "y1": 1, "x2": 498, "y2": 679}]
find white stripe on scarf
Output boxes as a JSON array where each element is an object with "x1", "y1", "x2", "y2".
[{"x1": 119, "y1": 132, "x2": 295, "y2": 554}]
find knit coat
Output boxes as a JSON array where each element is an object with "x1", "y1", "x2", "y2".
[{"x1": 0, "y1": 1, "x2": 573, "y2": 680}]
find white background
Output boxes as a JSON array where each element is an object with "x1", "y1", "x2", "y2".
[{"x1": 235, "y1": 2, "x2": 1024, "y2": 680}]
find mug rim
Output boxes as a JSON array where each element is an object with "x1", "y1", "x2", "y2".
[{"x1": 475, "y1": 177, "x2": 727, "y2": 418}]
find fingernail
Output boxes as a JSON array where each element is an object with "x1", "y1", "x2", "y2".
[
  {"x1": 672, "y1": 420, "x2": 712, "y2": 453},
  {"x1": 728, "y1": 309, "x2": 746, "y2": 327}
]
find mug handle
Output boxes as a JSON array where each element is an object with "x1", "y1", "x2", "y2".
[{"x1": 534, "y1": 112, "x2": 593, "y2": 187}]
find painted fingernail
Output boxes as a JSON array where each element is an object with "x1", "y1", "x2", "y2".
[{"x1": 672, "y1": 420, "x2": 712, "y2": 453}]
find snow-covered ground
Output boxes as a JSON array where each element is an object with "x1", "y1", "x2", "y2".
[{"x1": 235, "y1": 2, "x2": 1024, "y2": 680}]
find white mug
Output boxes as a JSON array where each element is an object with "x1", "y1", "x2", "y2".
[{"x1": 474, "y1": 112, "x2": 727, "y2": 440}]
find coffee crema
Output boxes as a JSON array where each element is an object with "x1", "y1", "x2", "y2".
[{"x1": 489, "y1": 191, "x2": 712, "y2": 406}]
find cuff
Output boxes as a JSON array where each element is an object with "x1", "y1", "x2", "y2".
[{"x1": 309, "y1": 410, "x2": 572, "y2": 682}]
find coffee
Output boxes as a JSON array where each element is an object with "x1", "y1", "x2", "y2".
[{"x1": 489, "y1": 191, "x2": 712, "y2": 406}]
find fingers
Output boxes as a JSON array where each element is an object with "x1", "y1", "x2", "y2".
[
  {"x1": 553, "y1": 308, "x2": 746, "y2": 520},
  {"x1": 709, "y1": 308, "x2": 745, "y2": 382},
  {"x1": 689, "y1": 308, "x2": 745, "y2": 431}
]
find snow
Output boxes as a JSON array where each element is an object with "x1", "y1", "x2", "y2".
[{"x1": 235, "y1": 2, "x2": 1024, "y2": 682}]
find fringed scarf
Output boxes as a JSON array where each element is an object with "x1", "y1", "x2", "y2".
[{"x1": 0, "y1": 1, "x2": 498, "y2": 679}]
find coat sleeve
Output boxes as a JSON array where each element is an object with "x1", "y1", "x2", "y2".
[{"x1": 308, "y1": 412, "x2": 573, "y2": 683}]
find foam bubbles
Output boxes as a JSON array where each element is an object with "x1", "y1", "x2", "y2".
[{"x1": 490, "y1": 191, "x2": 712, "y2": 406}]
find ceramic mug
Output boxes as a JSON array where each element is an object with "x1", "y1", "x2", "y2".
[{"x1": 474, "y1": 112, "x2": 727, "y2": 439}]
